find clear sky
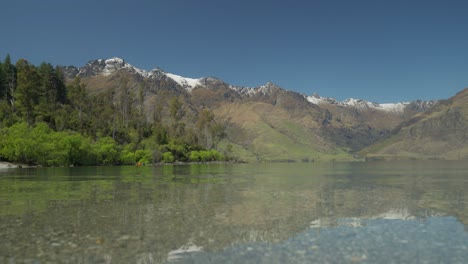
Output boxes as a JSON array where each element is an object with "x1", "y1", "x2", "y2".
[{"x1": 2, "y1": 0, "x2": 468, "y2": 103}]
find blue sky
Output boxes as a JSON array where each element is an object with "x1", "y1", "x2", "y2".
[{"x1": 2, "y1": 0, "x2": 468, "y2": 103}]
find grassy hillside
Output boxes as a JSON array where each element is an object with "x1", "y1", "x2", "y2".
[
  {"x1": 362, "y1": 88, "x2": 468, "y2": 160},
  {"x1": 61, "y1": 60, "x2": 468, "y2": 163},
  {"x1": 214, "y1": 102, "x2": 353, "y2": 162}
]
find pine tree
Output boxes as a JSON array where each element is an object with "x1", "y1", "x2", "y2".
[
  {"x1": 36, "y1": 62, "x2": 67, "y2": 123},
  {"x1": 67, "y1": 77, "x2": 89, "y2": 132},
  {"x1": 3, "y1": 54, "x2": 17, "y2": 107},
  {"x1": 0, "y1": 60, "x2": 5, "y2": 100},
  {"x1": 15, "y1": 59, "x2": 41, "y2": 125}
]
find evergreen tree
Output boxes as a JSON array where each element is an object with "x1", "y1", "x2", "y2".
[
  {"x1": 0, "y1": 60, "x2": 5, "y2": 100},
  {"x1": 54, "y1": 66, "x2": 67, "y2": 103},
  {"x1": 0, "y1": 58, "x2": 15, "y2": 126},
  {"x1": 116, "y1": 76, "x2": 132, "y2": 128},
  {"x1": 36, "y1": 62, "x2": 67, "y2": 123},
  {"x1": 3, "y1": 54, "x2": 17, "y2": 107},
  {"x1": 169, "y1": 96, "x2": 187, "y2": 138},
  {"x1": 15, "y1": 59, "x2": 41, "y2": 125},
  {"x1": 67, "y1": 77, "x2": 89, "y2": 133},
  {"x1": 0, "y1": 56, "x2": 227, "y2": 166}
]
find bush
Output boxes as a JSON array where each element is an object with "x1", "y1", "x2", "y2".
[
  {"x1": 135, "y1": 149, "x2": 152, "y2": 164},
  {"x1": 167, "y1": 139, "x2": 189, "y2": 161},
  {"x1": 0, "y1": 122, "x2": 126, "y2": 166},
  {"x1": 119, "y1": 148, "x2": 136, "y2": 165},
  {"x1": 189, "y1": 151, "x2": 201, "y2": 162},
  {"x1": 188, "y1": 150, "x2": 223, "y2": 162},
  {"x1": 57, "y1": 132, "x2": 96, "y2": 166},
  {"x1": 94, "y1": 137, "x2": 119, "y2": 165},
  {"x1": 161, "y1": 152, "x2": 175, "y2": 163},
  {"x1": 209, "y1": 149, "x2": 222, "y2": 160}
]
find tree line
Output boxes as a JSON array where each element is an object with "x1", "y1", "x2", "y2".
[{"x1": 0, "y1": 55, "x2": 228, "y2": 166}]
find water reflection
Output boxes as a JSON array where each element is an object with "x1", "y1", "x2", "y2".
[{"x1": 0, "y1": 161, "x2": 467, "y2": 263}]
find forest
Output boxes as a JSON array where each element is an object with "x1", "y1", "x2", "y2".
[{"x1": 0, "y1": 55, "x2": 227, "y2": 166}]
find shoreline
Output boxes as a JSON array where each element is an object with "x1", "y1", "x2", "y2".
[{"x1": 0, "y1": 161, "x2": 19, "y2": 169}]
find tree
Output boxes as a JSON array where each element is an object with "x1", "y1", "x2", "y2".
[
  {"x1": 0, "y1": 57, "x2": 15, "y2": 126},
  {"x1": 0, "y1": 60, "x2": 5, "y2": 100},
  {"x1": 168, "y1": 96, "x2": 187, "y2": 138},
  {"x1": 196, "y1": 109, "x2": 214, "y2": 148},
  {"x1": 133, "y1": 83, "x2": 147, "y2": 142},
  {"x1": 36, "y1": 62, "x2": 68, "y2": 124},
  {"x1": 14, "y1": 59, "x2": 41, "y2": 125},
  {"x1": 2, "y1": 54, "x2": 17, "y2": 107},
  {"x1": 116, "y1": 76, "x2": 131, "y2": 128},
  {"x1": 169, "y1": 96, "x2": 186, "y2": 121},
  {"x1": 195, "y1": 109, "x2": 227, "y2": 148},
  {"x1": 67, "y1": 77, "x2": 89, "y2": 132}
]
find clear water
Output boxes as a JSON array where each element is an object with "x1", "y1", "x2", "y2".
[{"x1": 0, "y1": 161, "x2": 467, "y2": 263}]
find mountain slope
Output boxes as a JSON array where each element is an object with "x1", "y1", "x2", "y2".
[
  {"x1": 362, "y1": 88, "x2": 468, "y2": 160},
  {"x1": 61, "y1": 57, "x2": 446, "y2": 161}
]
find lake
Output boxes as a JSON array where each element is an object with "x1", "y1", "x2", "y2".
[{"x1": 0, "y1": 161, "x2": 467, "y2": 263}]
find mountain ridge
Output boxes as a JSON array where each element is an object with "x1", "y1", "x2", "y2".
[
  {"x1": 62, "y1": 57, "x2": 437, "y2": 113},
  {"x1": 361, "y1": 88, "x2": 468, "y2": 160},
  {"x1": 59, "y1": 56, "x2": 468, "y2": 161}
]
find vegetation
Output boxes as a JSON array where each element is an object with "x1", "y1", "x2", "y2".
[
  {"x1": 359, "y1": 88, "x2": 468, "y2": 160},
  {"x1": 0, "y1": 55, "x2": 228, "y2": 166}
]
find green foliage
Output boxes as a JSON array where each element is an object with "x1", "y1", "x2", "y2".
[
  {"x1": 195, "y1": 109, "x2": 226, "y2": 149},
  {"x1": 0, "y1": 60, "x2": 5, "y2": 100},
  {"x1": 162, "y1": 152, "x2": 175, "y2": 163},
  {"x1": 189, "y1": 151, "x2": 201, "y2": 162},
  {"x1": 15, "y1": 59, "x2": 41, "y2": 124},
  {"x1": 135, "y1": 149, "x2": 152, "y2": 164},
  {"x1": 0, "y1": 55, "x2": 228, "y2": 166},
  {"x1": 169, "y1": 96, "x2": 183, "y2": 121},
  {"x1": 56, "y1": 132, "x2": 96, "y2": 166},
  {"x1": 94, "y1": 137, "x2": 119, "y2": 165},
  {"x1": 35, "y1": 63, "x2": 67, "y2": 126},
  {"x1": 119, "y1": 145, "x2": 153, "y2": 165},
  {"x1": 189, "y1": 150, "x2": 223, "y2": 162},
  {"x1": 0, "y1": 122, "x2": 124, "y2": 166},
  {"x1": 167, "y1": 139, "x2": 189, "y2": 161},
  {"x1": 1, "y1": 54, "x2": 17, "y2": 107}
]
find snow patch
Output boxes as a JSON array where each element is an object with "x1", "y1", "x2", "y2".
[
  {"x1": 165, "y1": 73, "x2": 203, "y2": 91},
  {"x1": 378, "y1": 102, "x2": 409, "y2": 113},
  {"x1": 229, "y1": 82, "x2": 281, "y2": 96},
  {"x1": 306, "y1": 93, "x2": 410, "y2": 113},
  {"x1": 101, "y1": 57, "x2": 152, "y2": 77},
  {"x1": 94, "y1": 57, "x2": 204, "y2": 90},
  {"x1": 306, "y1": 94, "x2": 338, "y2": 105}
]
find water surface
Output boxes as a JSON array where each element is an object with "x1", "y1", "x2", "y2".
[{"x1": 0, "y1": 161, "x2": 467, "y2": 263}]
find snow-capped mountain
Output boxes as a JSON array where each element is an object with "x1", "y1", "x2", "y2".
[
  {"x1": 230, "y1": 82, "x2": 283, "y2": 96},
  {"x1": 165, "y1": 73, "x2": 203, "y2": 91},
  {"x1": 306, "y1": 93, "x2": 438, "y2": 113},
  {"x1": 62, "y1": 57, "x2": 437, "y2": 114},
  {"x1": 58, "y1": 57, "x2": 467, "y2": 160},
  {"x1": 64, "y1": 57, "x2": 204, "y2": 90}
]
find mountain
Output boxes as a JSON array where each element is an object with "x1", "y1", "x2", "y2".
[
  {"x1": 361, "y1": 88, "x2": 468, "y2": 160},
  {"x1": 61, "y1": 57, "x2": 451, "y2": 162},
  {"x1": 63, "y1": 57, "x2": 204, "y2": 90}
]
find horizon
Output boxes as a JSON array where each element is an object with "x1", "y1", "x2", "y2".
[{"x1": 2, "y1": 0, "x2": 468, "y2": 103}]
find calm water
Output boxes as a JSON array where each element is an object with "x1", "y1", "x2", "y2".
[{"x1": 0, "y1": 161, "x2": 467, "y2": 264}]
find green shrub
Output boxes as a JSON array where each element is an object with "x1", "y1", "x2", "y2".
[
  {"x1": 93, "y1": 137, "x2": 119, "y2": 165},
  {"x1": 189, "y1": 151, "x2": 201, "y2": 162},
  {"x1": 119, "y1": 149, "x2": 136, "y2": 165},
  {"x1": 162, "y1": 152, "x2": 175, "y2": 163},
  {"x1": 135, "y1": 149, "x2": 152, "y2": 164},
  {"x1": 188, "y1": 150, "x2": 223, "y2": 162}
]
